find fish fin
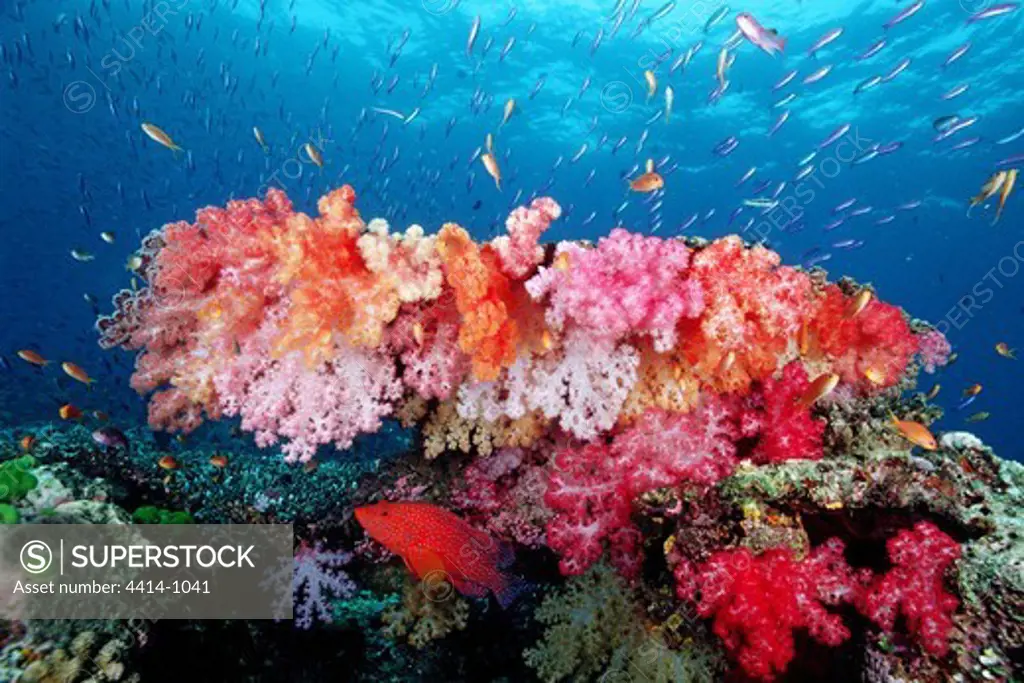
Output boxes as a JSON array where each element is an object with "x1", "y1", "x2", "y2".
[
  {"x1": 406, "y1": 545, "x2": 447, "y2": 580},
  {"x1": 494, "y1": 575, "x2": 531, "y2": 610},
  {"x1": 777, "y1": 37, "x2": 787, "y2": 52},
  {"x1": 452, "y1": 577, "x2": 489, "y2": 600},
  {"x1": 494, "y1": 540, "x2": 516, "y2": 570}
]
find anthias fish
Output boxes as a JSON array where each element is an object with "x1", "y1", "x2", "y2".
[{"x1": 356, "y1": 501, "x2": 524, "y2": 608}]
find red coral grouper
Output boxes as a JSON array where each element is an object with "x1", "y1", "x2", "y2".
[{"x1": 355, "y1": 501, "x2": 523, "y2": 608}]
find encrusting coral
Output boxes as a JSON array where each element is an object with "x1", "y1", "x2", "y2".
[{"x1": 92, "y1": 184, "x2": 1024, "y2": 681}]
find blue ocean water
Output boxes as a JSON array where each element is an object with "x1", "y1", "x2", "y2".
[{"x1": 1, "y1": 0, "x2": 1021, "y2": 460}]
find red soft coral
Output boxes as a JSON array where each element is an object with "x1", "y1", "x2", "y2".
[
  {"x1": 741, "y1": 361, "x2": 826, "y2": 464},
  {"x1": 544, "y1": 395, "x2": 743, "y2": 579},
  {"x1": 809, "y1": 285, "x2": 919, "y2": 389},
  {"x1": 544, "y1": 442, "x2": 638, "y2": 578},
  {"x1": 856, "y1": 522, "x2": 961, "y2": 657},
  {"x1": 681, "y1": 539, "x2": 861, "y2": 680},
  {"x1": 613, "y1": 397, "x2": 742, "y2": 492}
]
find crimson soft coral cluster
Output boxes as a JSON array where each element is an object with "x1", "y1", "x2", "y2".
[{"x1": 670, "y1": 522, "x2": 961, "y2": 680}]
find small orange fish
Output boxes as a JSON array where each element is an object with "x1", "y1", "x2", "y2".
[
  {"x1": 552, "y1": 251, "x2": 572, "y2": 271},
  {"x1": 17, "y1": 350, "x2": 49, "y2": 367},
  {"x1": 92, "y1": 410, "x2": 109, "y2": 422},
  {"x1": 863, "y1": 366, "x2": 886, "y2": 386},
  {"x1": 303, "y1": 459, "x2": 319, "y2": 474},
  {"x1": 61, "y1": 362, "x2": 95, "y2": 386},
  {"x1": 797, "y1": 372, "x2": 840, "y2": 408},
  {"x1": 719, "y1": 350, "x2": 737, "y2": 374},
  {"x1": 541, "y1": 329, "x2": 555, "y2": 352},
  {"x1": 59, "y1": 404, "x2": 83, "y2": 420},
  {"x1": 412, "y1": 322, "x2": 425, "y2": 347},
  {"x1": 891, "y1": 414, "x2": 938, "y2": 451},
  {"x1": 629, "y1": 172, "x2": 664, "y2": 193},
  {"x1": 355, "y1": 501, "x2": 524, "y2": 608},
  {"x1": 209, "y1": 454, "x2": 229, "y2": 469},
  {"x1": 158, "y1": 455, "x2": 179, "y2": 471},
  {"x1": 962, "y1": 383, "x2": 982, "y2": 398},
  {"x1": 798, "y1": 323, "x2": 811, "y2": 356},
  {"x1": 481, "y1": 152, "x2": 502, "y2": 190},
  {"x1": 644, "y1": 69, "x2": 657, "y2": 100},
  {"x1": 995, "y1": 342, "x2": 1016, "y2": 359},
  {"x1": 844, "y1": 289, "x2": 872, "y2": 318},
  {"x1": 20, "y1": 435, "x2": 36, "y2": 452}
]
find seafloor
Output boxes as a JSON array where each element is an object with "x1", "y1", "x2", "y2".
[{"x1": 0, "y1": 418, "x2": 1021, "y2": 682}]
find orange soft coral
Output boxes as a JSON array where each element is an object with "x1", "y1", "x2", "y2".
[
  {"x1": 273, "y1": 186, "x2": 402, "y2": 362},
  {"x1": 808, "y1": 284, "x2": 919, "y2": 389},
  {"x1": 436, "y1": 224, "x2": 520, "y2": 381},
  {"x1": 678, "y1": 237, "x2": 816, "y2": 395}
]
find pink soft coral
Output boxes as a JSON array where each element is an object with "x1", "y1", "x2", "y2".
[
  {"x1": 388, "y1": 297, "x2": 470, "y2": 401},
  {"x1": 741, "y1": 362, "x2": 826, "y2": 464},
  {"x1": 916, "y1": 328, "x2": 952, "y2": 374},
  {"x1": 544, "y1": 442, "x2": 639, "y2": 578},
  {"x1": 526, "y1": 228, "x2": 704, "y2": 351},
  {"x1": 454, "y1": 448, "x2": 551, "y2": 548},
  {"x1": 213, "y1": 307, "x2": 402, "y2": 463},
  {"x1": 492, "y1": 197, "x2": 562, "y2": 279},
  {"x1": 544, "y1": 394, "x2": 743, "y2": 579},
  {"x1": 613, "y1": 398, "x2": 742, "y2": 492},
  {"x1": 678, "y1": 539, "x2": 861, "y2": 680},
  {"x1": 857, "y1": 522, "x2": 961, "y2": 657}
]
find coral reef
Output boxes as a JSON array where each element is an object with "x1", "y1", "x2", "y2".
[
  {"x1": 382, "y1": 579, "x2": 471, "y2": 649},
  {"x1": 7, "y1": 184, "x2": 998, "y2": 681},
  {"x1": 524, "y1": 564, "x2": 721, "y2": 683}
]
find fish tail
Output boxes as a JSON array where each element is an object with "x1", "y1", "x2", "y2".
[{"x1": 494, "y1": 574, "x2": 531, "y2": 610}]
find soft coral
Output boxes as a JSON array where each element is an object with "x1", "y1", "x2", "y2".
[
  {"x1": 544, "y1": 394, "x2": 743, "y2": 578},
  {"x1": 809, "y1": 284, "x2": 919, "y2": 389},
  {"x1": 741, "y1": 361, "x2": 826, "y2": 464},
  {"x1": 856, "y1": 521, "x2": 961, "y2": 657},
  {"x1": 678, "y1": 539, "x2": 861, "y2": 680}
]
